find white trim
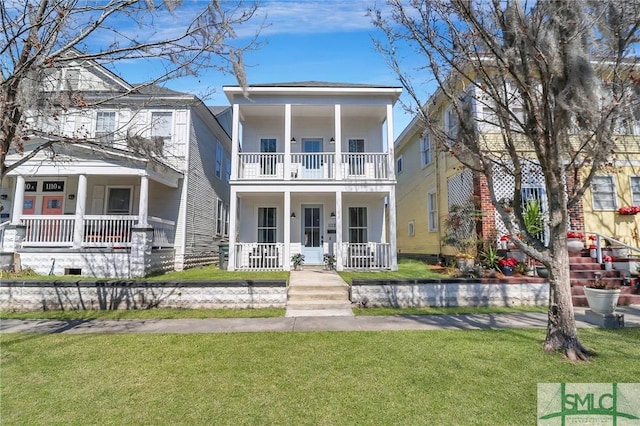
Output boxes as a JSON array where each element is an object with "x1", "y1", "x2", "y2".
[
  {"x1": 591, "y1": 175, "x2": 617, "y2": 211},
  {"x1": 427, "y1": 191, "x2": 438, "y2": 232}
]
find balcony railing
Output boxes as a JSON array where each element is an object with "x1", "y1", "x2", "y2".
[
  {"x1": 234, "y1": 243, "x2": 284, "y2": 270},
  {"x1": 236, "y1": 152, "x2": 390, "y2": 181},
  {"x1": 16, "y1": 215, "x2": 174, "y2": 248},
  {"x1": 341, "y1": 242, "x2": 391, "y2": 270}
]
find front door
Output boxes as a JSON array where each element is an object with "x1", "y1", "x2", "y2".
[
  {"x1": 301, "y1": 205, "x2": 323, "y2": 264},
  {"x1": 302, "y1": 138, "x2": 323, "y2": 179}
]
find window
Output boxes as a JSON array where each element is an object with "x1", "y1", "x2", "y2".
[
  {"x1": 65, "y1": 69, "x2": 80, "y2": 90},
  {"x1": 260, "y1": 138, "x2": 277, "y2": 175},
  {"x1": 427, "y1": 192, "x2": 438, "y2": 232},
  {"x1": 631, "y1": 177, "x2": 640, "y2": 205},
  {"x1": 225, "y1": 154, "x2": 231, "y2": 183},
  {"x1": 421, "y1": 135, "x2": 431, "y2": 167},
  {"x1": 96, "y1": 111, "x2": 116, "y2": 143},
  {"x1": 591, "y1": 176, "x2": 616, "y2": 210},
  {"x1": 445, "y1": 107, "x2": 458, "y2": 139},
  {"x1": 348, "y1": 207, "x2": 368, "y2": 243},
  {"x1": 151, "y1": 112, "x2": 173, "y2": 152},
  {"x1": 215, "y1": 142, "x2": 223, "y2": 178},
  {"x1": 258, "y1": 207, "x2": 277, "y2": 243},
  {"x1": 348, "y1": 139, "x2": 365, "y2": 175},
  {"x1": 408, "y1": 220, "x2": 415, "y2": 237},
  {"x1": 216, "y1": 199, "x2": 224, "y2": 236},
  {"x1": 106, "y1": 187, "x2": 131, "y2": 214},
  {"x1": 224, "y1": 204, "x2": 229, "y2": 237},
  {"x1": 396, "y1": 155, "x2": 403, "y2": 174}
]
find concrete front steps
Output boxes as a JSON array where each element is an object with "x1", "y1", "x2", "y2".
[
  {"x1": 570, "y1": 252, "x2": 640, "y2": 307},
  {"x1": 286, "y1": 267, "x2": 353, "y2": 317}
]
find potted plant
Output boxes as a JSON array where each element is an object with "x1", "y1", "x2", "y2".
[
  {"x1": 480, "y1": 245, "x2": 502, "y2": 272},
  {"x1": 583, "y1": 275, "x2": 621, "y2": 315},
  {"x1": 498, "y1": 257, "x2": 518, "y2": 276},
  {"x1": 442, "y1": 202, "x2": 480, "y2": 266},
  {"x1": 603, "y1": 254, "x2": 613, "y2": 271},
  {"x1": 291, "y1": 253, "x2": 305, "y2": 270},
  {"x1": 535, "y1": 263, "x2": 550, "y2": 278},
  {"x1": 566, "y1": 231, "x2": 585, "y2": 253},
  {"x1": 323, "y1": 253, "x2": 336, "y2": 270},
  {"x1": 455, "y1": 252, "x2": 475, "y2": 271}
]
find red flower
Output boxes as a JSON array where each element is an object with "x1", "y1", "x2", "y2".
[
  {"x1": 567, "y1": 231, "x2": 584, "y2": 239},
  {"x1": 500, "y1": 234, "x2": 509, "y2": 241},
  {"x1": 603, "y1": 255, "x2": 613, "y2": 262},
  {"x1": 618, "y1": 206, "x2": 640, "y2": 215},
  {"x1": 588, "y1": 235, "x2": 596, "y2": 241},
  {"x1": 498, "y1": 257, "x2": 518, "y2": 267}
]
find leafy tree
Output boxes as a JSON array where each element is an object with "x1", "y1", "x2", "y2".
[
  {"x1": 372, "y1": 0, "x2": 640, "y2": 360},
  {"x1": 0, "y1": 0, "x2": 259, "y2": 179}
]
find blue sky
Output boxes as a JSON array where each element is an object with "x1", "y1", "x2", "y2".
[{"x1": 113, "y1": 0, "x2": 429, "y2": 139}]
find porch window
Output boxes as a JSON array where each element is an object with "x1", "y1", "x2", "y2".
[
  {"x1": 427, "y1": 191, "x2": 438, "y2": 232},
  {"x1": 258, "y1": 207, "x2": 277, "y2": 243},
  {"x1": 96, "y1": 111, "x2": 116, "y2": 143},
  {"x1": 151, "y1": 112, "x2": 173, "y2": 152},
  {"x1": 348, "y1": 207, "x2": 367, "y2": 243},
  {"x1": 215, "y1": 142, "x2": 223, "y2": 178},
  {"x1": 260, "y1": 138, "x2": 277, "y2": 175},
  {"x1": 348, "y1": 139, "x2": 365, "y2": 175},
  {"x1": 106, "y1": 187, "x2": 131, "y2": 214},
  {"x1": 631, "y1": 177, "x2": 640, "y2": 205},
  {"x1": 591, "y1": 175, "x2": 617, "y2": 210},
  {"x1": 421, "y1": 134, "x2": 431, "y2": 167},
  {"x1": 216, "y1": 199, "x2": 224, "y2": 236}
]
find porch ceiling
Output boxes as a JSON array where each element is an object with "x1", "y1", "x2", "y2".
[{"x1": 239, "y1": 104, "x2": 388, "y2": 122}]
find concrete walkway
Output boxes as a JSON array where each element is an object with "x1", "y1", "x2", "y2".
[
  {"x1": 2, "y1": 305, "x2": 639, "y2": 334},
  {"x1": 286, "y1": 267, "x2": 353, "y2": 317}
]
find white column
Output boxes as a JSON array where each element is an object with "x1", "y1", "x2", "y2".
[
  {"x1": 11, "y1": 175, "x2": 25, "y2": 225},
  {"x1": 231, "y1": 103, "x2": 240, "y2": 180},
  {"x1": 138, "y1": 175, "x2": 149, "y2": 227},
  {"x1": 284, "y1": 190, "x2": 291, "y2": 270},
  {"x1": 72, "y1": 174, "x2": 88, "y2": 248},
  {"x1": 335, "y1": 190, "x2": 343, "y2": 271},
  {"x1": 386, "y1": 103, "x2": 396, "y2": 181},
  {"x1": 284, "y1": 104, "x2": 292, "y2": 181},
  {"x1": 228, "y1": 188, "x2": 238, "y2": 271},
  {"x1": 388, "y1": 187, "x2": 398, "y2": 271},
  {"x1": 334, "y1": 104, "x2": 342, "y2": 180}
]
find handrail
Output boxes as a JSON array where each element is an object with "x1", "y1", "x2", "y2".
[
  {"x1": 584, "y1": 232, "x2": 640, "y2": 264},
  {"x1": 0, "y1": 220, "x2": 9, "y2": 229}
]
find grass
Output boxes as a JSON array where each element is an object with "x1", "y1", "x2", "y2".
[
  {"x1": 0, "y1": 308, "x2": 286, "y2": 320},
  {"x1": 1, "y1": 328, "x2": 638, "y2": 425},
  {"x1": 0, "y1": 265, "x2": 289, "y2": 281},
  {"x1": 338, "y1": 258, "x2": 448, "y2": 284},
  {"x1": 353, "y1": 305, "x2": 548, "y2": 316}
]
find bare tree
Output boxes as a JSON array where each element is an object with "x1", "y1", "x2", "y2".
[
  {"x1": 1, "y1": 0, "x2": 260, "y2": 179},
  {"x1": 372, "y1": 0, "x2": 640, "y2": 360}
]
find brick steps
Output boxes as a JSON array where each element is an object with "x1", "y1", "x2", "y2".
[{"x1": 569, "y1": 251, "x2": 640, "y2": 306}]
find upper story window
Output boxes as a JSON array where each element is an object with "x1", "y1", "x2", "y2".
[
  {"x1": 421, "y1": 134, "x2": 431, "y2": 167},
  {"x1": 215, "y1": 142, "x2": 223, "y2": 179},
  {"x1": 444, "y1": 107, "x2": 458, "y2": 139},
  {"x1": 96, "y1": 111, "x2": 116, "y2": 143},
  {"x1": 396, "y1": 155, "x2": 403, "y2": 174},
  {"x1": 631, "y1": 177, "x2": 640, "y2": 205},
  {"x1": 260, "y1": 138, "x2": 277, "y2": 176},
  {"x1": 591, "y1": 175, "x2": 617, "y2": 210},
  {"x1": 151, "y1": 112, "x2": 173, "y2": 152}
]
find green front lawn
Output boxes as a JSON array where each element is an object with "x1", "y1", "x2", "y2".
[
  {"x1": 1, "y1": 328, "x2": 638, "y2": 425},
  {"x1": 339, "y1": 258, "x2": 448, "y2": 283}
]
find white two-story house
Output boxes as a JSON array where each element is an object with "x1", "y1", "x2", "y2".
[
  {"x1": 223, "y1": 82, "x2": 401, "y2": 271},
  {"x1": 0, "y1": 54, "x2": 231, "y2": 277}
]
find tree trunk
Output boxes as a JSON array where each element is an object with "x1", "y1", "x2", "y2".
[{"x1": 543, "y1": 238, "x2": 592, "y2": 361}]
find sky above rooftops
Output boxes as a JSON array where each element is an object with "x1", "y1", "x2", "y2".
[{"x1": 110, "y1": 0, "x2": 435, "y2": 139}]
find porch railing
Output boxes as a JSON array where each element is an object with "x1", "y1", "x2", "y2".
[
  {"x1": 290, "y1": 153, "x2": 335, "y2": 180},
  {"x1": 149, "y1": 216, "x2": 175, "y2": 248},
  {"x1": 83, "y1": 215, "x2": 137, "y2": 247},
  {"x1": 234, "y1": 243, "x2": 284, "y2": 270},
  {"x1": 341, "y1": 153, "x2": 389, "y2": 180},
  {"x1": 22, "y1": 216, "x2": 75, "y2": 247},
  {"x1": 0, "y1": 221, "x2": 9, "y2": 249},
  {"x1": 237, "y1": 153, "x2": 285, "y2": 179},
  {"x1": 341, "y1": 242, "x2": 391, "y2": 270},
  {"x1": 235, "y1": 152, "x2": 390, "y2": 181}
]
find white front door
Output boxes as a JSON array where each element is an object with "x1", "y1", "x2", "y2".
[
  {"x1": 302, "y1": 139, "x2": 323, "y2": 179},
  {"x1": 302, "y1": 205, "x2": 323, "y2": 264}
]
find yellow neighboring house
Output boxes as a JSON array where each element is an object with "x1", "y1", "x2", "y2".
[{"x1": 394, "y1": 91, "x2": 640, "y2": 260}]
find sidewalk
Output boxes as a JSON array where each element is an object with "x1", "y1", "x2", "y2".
[{"x1": 2, "y1": 305, "x2": 639, "y2": 334}]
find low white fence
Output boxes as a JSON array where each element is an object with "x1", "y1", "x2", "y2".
[
  {"x1": 22, "y1": 216, "x2": 75, "y2": 247},
  {"x1": 341, "y1": 242, "x2": 391, "y2": 270},
  {"x1": 149, "y1": 216, "x2": 175, "y2": 248},
  {"x1": 83, "y1": 215, "x2": 137, "y2": 247},
  {"x1": 234, "y1": 243, "x2": 284, "y2": 270}
]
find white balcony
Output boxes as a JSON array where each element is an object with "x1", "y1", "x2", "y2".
[{"x1": 236, "y1": 152, "x2": 391, "y2": 181}]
